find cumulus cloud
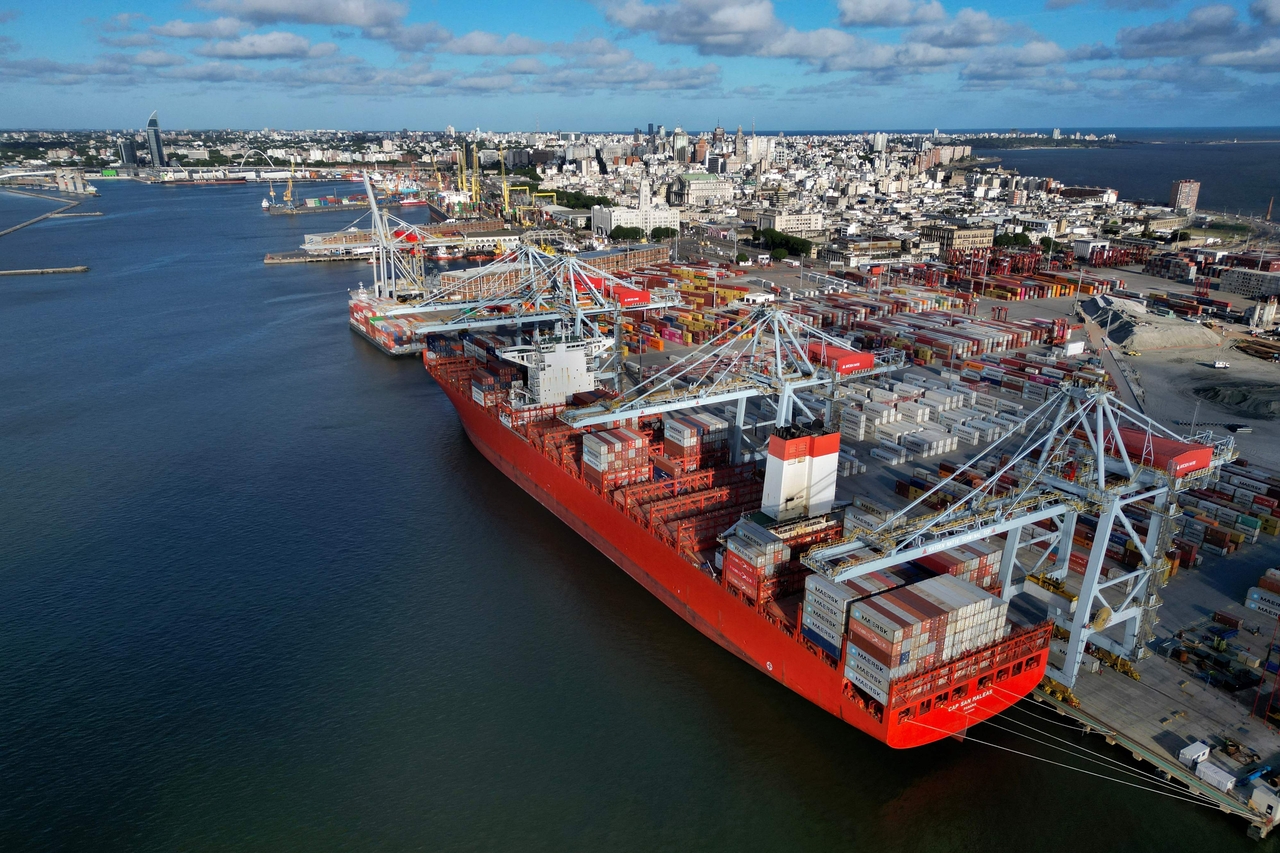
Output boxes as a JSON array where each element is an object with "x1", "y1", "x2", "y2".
[
  {"x1": 443, "y1": 31, "x2": 547, "y2": 55},
  {"x1": 194, "y1": 31, "x2": 337, "y2": 59},
  {"x1": 498, "y1": 57, "x2": 550, "y2": 74},
  {"x1": 1203, "y1": 38, "x2": 1280, "y2": 71},
  {"x1": 99, "y1": 33, "x2": 159, "y2": 48},
  {"x1": 601, "y1": 0, "x2": 976, "y2": 73},
  {"x1": 1252, "y1": 0, "x2": 1280, "y2": 25},
  {"x1": 196, "y1": 0, "x2": 406, "y2": 28},
  {"x1": 1103, "y1": 0, "x2": 1170, "y2": 9},
  {"x1": 1044, "y1": 0, "x2": 1082, "y2": 8},
  {"x1": 907, "y1": 9, "x2": 1025, "y2": 48},
  {"x1": 194, "y1": 0, "x2": 441, "y2": 51},
  {"x1": 152, "y1": 18, "x2": 247, "y2": 39},
  {"x1": 836, "y1": 0, "x2": 945, "y2": 27},
  {"x1": 1116, "y1": 5, "x2": 1246, "y2": 59},
  {"x1": 1089, "y1": 62, "x2": 1246, "y2": 93},
  {"x1": 95, "y1": 13, "x2": 148, "y2": 32},
  {"x1": 603, "y1": 0, "x2": 792, "y2": 57},
  {"x1": 959, "y1": 40, "x2": 1067, "y2": 80},
  {"x1": 131, "y1": 50, "x2": 188, "y2": 67},
  {"x1": 0, "y1": 9, "x2": 21, "y2": 23},
  {"x1": 1069, "y1": 42, "x2": 1114, "y2": 60}
]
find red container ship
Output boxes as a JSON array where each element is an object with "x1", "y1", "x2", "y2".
[{"x1": 423, "y1": 347, "x2": 1051, "y2": 748}]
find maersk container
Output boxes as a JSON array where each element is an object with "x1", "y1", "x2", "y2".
[{"x1": 801, "y1": 623, "x2": 841, "y2": 659}]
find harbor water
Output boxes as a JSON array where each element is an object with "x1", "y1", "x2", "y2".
[{"x1": 0, "y1": 181, "x2": 1264, "y2": 851}]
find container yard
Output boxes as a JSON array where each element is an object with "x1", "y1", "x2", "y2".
[{"x1": 335, "y1": 186, "x2": 1280, "y2": 836}]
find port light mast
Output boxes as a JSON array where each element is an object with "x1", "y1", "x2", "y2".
[{"x1": 804, "y1": 384, "x2": 1237, "y2": 688}]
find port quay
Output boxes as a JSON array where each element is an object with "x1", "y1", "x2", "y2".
[{"x1": 6, "y1": 108, "x2": 1280, "y2": 845}]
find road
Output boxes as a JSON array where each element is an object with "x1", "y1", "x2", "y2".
[{"x1": 1082, "y1": 317, "x2": 1143, "y2": 411}]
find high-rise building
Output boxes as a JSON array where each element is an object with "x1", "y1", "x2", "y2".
[
  {"x1": 872, "y1": 132, "x2": 888, "y2": 153},
  {"x1": 648, "y1": 123, "x2": 654, "y2": 137},
  {"x1": 1170, "y1": 179, "x2": 1200, "y2": 212},
  {"x1": 672, "y1": 126, "x2": 689, "y2": 163},
  {"x1": 1051, "y1": 128, "x2": 1061, "y2": 140},
  {"x1": 145, "y1": 111, "x2": 166, "y2": 167},
  {"x1": 693, "y1": 137, "x2": 709, "y2": 164},
  {"x1": 117, "y1": 137, "x2": 138, "y2": 166}
]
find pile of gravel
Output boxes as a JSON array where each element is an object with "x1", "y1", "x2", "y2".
[
  {"x1": 1083, "y1": 295, "x2": 1222, "y2": 350},
  {"x1": 1194, "y1": 382, "x2": 1280, "y2": 420}
]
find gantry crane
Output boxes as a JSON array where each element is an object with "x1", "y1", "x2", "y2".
[
  {"x1": 804, "y1": 384, "x2": 1236, "y2": 689},
  {"x1": 561, "y1": 306, "x2": 905, "y2": 461}
]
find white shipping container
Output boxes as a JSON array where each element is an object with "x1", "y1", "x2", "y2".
[
  {"x1": 844, "y1": 665, "x2": 889, "y2": 703},
  {"x1": 1195, "y1": 761, "x2": 1236, "y2": 793}
]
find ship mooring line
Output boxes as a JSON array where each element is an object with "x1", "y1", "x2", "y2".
[
  {"x1": 906, "y1": 718, "x2": 1251, "y2": 815},
  {"x1": 978, "y1": 715, "x2": 1195, "y2": 796}
]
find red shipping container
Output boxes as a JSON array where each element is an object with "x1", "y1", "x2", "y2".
[
  {"x1": 724, "y1": 560, "x2": 759, "y2": 597},
  {"x1": 805, "y1": 340, "x2": 875, "y2": 375},
  {"x1": 1111, "y1": 428, "x2": 1213, "y2": 477},
  {"x1": 723, "y1": 548, "x2": 763, "y2": 580},
  {"x1": 1259, "y1": 576, "x2": 1280, "y2": 596}
]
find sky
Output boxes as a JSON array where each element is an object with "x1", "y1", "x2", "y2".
[{"x1": 1, "y1": 0, "x2": 1279, "y2": 130}]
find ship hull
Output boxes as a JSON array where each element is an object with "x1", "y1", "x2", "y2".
[{"x1": 435, "y1": 376, "x2": 1049, "y2": 748}]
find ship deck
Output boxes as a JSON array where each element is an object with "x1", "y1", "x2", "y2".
[{"x1": 424, "y1": 352, "x2": 1053, "y2": 748}]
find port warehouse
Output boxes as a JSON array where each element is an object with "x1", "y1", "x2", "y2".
[{"x1": 348, "y1": 238, "x2": 1280, "y2": 833}]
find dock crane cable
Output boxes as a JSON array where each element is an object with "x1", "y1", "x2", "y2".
[{"x1": 905, "y1": 718, "x2": 1254, "y2": 815}]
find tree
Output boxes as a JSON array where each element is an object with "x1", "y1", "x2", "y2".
[
  {"x1": 770, "y1": 247, "x2": 789, "y2": 261},
  {"x1": 649, "y1": 227, "x2": 678, "y2": 240},
  {"x1": 736, "y1": 252, "x2": 749, "y2": 263},
  {"x1": 994, "y1": 232, "x2": 1032, "y2": 248},
  {"x1": 609, "y1": 226, "x2": 645, "y2": 241},
  {"x1": 756, "y1": 228, "x2": 812, "y2": 257},
  {"x1": 555, "y1": 190, "x2": 611, "y2": 209}
]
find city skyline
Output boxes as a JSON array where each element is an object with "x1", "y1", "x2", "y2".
[{"x1": 1, "y1": 0, "x2": 1279, "y2": 129}]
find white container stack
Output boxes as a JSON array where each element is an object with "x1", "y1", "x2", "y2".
[
  {"x1": 581, "y1": 428, "x2": 651, "y2": 488},
  {"x1": 837, "y1": 449, "x2": 864, "y2": 477},
  {"x1": 868, "y1": 388, "x2": 900, "y2": 404},
  {"x1": 843, "y1": 574, "x2": 1009, "y2": 704},
  {"x1": 664, "y1": 412, "x2": 730, "y2": 455},
  {"x1": 897, "y1": 400, "x2": 932, "y2": 425},
  {"x1": 863, "y1": 401, "x2": 900, "y2": 423},
  {"x1": 841, "y1": 406, "x2": 869, "y2": 443}
]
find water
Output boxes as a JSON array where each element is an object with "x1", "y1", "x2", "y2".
[
  {"x1": 973, "y1": 128, "x2": 1280, "y2": 217},
  {"x1": 0, "y1": 182, "x2": 1263, "y2": 851}
]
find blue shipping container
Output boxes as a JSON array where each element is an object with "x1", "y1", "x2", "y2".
[{"x1": 801, "y1": 626, "x2": 840, "y2": 659}]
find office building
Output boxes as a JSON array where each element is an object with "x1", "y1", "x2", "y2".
[
  {"x1": 1170, "y1": 179, "x2": 1200, "y2": 212},
  {"x1": 920, "y1": 223, "x2": 994, "y2": 252},
  {"x1": 117, "y1": 137, "x2": 138, "y2": 166},
  {"x1": 145, "y1": 111, "x2": 166, "y2": 167},
  {"x1": 591, "y1": 178, "x2": 680, "y2": 237},
  {"x1": 668, "y1": 173, "x2": 734, "y2": 207}
]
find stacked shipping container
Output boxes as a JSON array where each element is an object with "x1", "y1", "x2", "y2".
[{"x1": 582, "y1": 428, "x2": 652, "y2": 490}]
